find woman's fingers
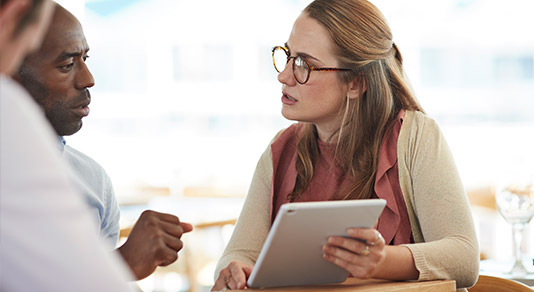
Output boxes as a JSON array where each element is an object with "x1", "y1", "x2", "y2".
[
  {"x1": 211, "y1": 261, "x2": 252, "y2": 291},
  {"x1": 211, "y1": 271, "x2": 229, "y2": 291},
  {"x1": 323, "y1": 240, "x2": 368, "y2": 261},
  {"x1": 229, "y1": 261, "x2": 248, "y2": 289},
  {"x1": 325, "y1": 236, "x2": 368, "y2": 257},
  {"x1": 369, "y1": 232, "x2": 384, "y2": 246},
  {"x1": 347, "y1": 228, "x2": 385, "y2": 246},
  {"x1": 323, "y1": 253, "x2": 373, "y2": 279},
  {"x1": 322, "y1": 228, "x2": 386, "y2": 279},
  {"x1": 227, "y1": 276, "x2": 238, "y2": 290}
]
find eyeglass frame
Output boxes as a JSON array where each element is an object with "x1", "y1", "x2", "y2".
[{"x1": 272, "y1": 46, "x2": 352, "y2": 84}]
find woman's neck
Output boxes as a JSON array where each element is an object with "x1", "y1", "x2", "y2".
[{"x1": 315, "y1": 124, "x2": 340, "y2": 144}]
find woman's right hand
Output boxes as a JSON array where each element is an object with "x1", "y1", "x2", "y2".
[{"x1": 212, "y1": 261, "x2": 253, "y2": 291}]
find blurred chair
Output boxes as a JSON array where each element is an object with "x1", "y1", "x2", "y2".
[
  {"x1": 195, "y1": 219, "x2": 236, "y2": 229},
  {"x1": 468, "y1": 275, "x2": 533, "y2": 292},
  {"x1": 119, "y1": 226, "x2": 133, "y2": 239},
  {"x1": 184, "y1": 219, "x2": 237, "y2": 292},
  {"x1": 467, "y1": 186, "x2": 497, "y2": 210},
  {"x1": 466, "y1": 185, "x2": 497, "y2": 260}
]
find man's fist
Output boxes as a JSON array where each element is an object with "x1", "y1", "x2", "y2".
[{"x1": 117, "y1": 210, "x2": 193, "y2": 280}]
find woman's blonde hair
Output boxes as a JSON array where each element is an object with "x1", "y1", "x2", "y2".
[{"x1": 288, "y1": 0, "x2": 423, "y2": 201}]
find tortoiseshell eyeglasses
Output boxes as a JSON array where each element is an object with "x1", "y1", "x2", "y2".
[{"x1": 272, "y1": 46, "x2": 352, "y2": 84}]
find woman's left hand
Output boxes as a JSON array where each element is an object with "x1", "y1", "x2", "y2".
[{"x1": 322, "y1": 228, "x2": 386, "y2": 279}]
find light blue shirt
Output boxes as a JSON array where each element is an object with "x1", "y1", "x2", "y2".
[{"x1": 59, "y1": 137, "x2": 121, "y2": 246}]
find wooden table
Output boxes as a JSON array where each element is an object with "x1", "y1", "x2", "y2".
[
  {"x1": 224, "y1": 278, "x2": 456, "y2": 291},
  {"x1": 479, "y1": 259, "x2": 534, "y2": 286}
]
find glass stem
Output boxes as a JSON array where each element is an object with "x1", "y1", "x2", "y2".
[{"x1": 511, "y1": 223, "x2": 527, "y2": 273}]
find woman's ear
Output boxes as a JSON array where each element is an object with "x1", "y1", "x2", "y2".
[{"x1": 346, "y1": 76, "x2": 367, "y2": 100}]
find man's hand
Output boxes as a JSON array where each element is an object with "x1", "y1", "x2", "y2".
[{"x1": 117, "y1": 210, "x2": 193, "y2": 280}]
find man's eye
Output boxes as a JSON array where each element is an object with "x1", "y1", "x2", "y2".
[
  {"x1": 83, "y1": 55, "x2": 90, "y2": 61},
  {"x1": 60, "y1": 63, "x2": 74, "y2": 71}
]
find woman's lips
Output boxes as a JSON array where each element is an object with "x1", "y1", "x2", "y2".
[{"x1": 282, "y1": 93, "x2": 298, "y2": 105}]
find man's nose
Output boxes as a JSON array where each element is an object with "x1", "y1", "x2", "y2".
[{"x1": 75, "y1": 60, "x2": 95, "y2": 89}]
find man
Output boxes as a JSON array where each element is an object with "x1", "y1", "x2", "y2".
[
  {"x1": 14, "y1": 3, "x2": 193, "y2": 280},
  {"x1": 0, "y1": 0, "x2": 132, "y2": 291}
]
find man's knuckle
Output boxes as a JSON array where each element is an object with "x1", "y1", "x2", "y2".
[
  {"x1": 168, "y1": 252, "x2": 178, "y2": 262},
  {"x1": 141, "y1": 210, "x2": 155, "y2": 217}
]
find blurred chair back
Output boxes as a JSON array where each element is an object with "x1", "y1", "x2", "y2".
[
  {"x1": 468, "y1": 275, "x2": 533, "y2": 292},
  {"x1": 467, "y1": 186, "x2": 496, "y2": 210}
]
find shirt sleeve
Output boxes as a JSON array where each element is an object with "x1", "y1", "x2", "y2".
[
  {"x1": 100, "y1": 175, "x2": 121, "y2": 246},
  {"x1": 214, "y1": 144, "x2": 273, "y2": 280},
  {"x1": 61, "y1": 146, "x2": 121, "y2": 248},
  {"x1": 398, "y1": 111, "x2": 479, "y2": 288}
]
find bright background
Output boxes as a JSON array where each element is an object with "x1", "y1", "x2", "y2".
[{"x1": 56, "y1": 0, "x2": 534, "y2": 291}]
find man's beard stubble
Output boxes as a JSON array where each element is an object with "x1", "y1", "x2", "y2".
[{"x1": 15, "y1": 64, "x2": 84, "y2": 136}]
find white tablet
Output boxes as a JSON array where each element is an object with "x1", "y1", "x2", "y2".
[{"x1": 247, "y1": 199, "x2": 386, "y2": 289}]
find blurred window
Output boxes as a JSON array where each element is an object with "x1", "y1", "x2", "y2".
[{"x1": 56, "y1": 0, "x2": 533, "y2": 201}]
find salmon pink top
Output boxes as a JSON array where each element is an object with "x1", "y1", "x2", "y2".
[{"x1": 270, "y1": 110, "x2": 412, "y2": 245}]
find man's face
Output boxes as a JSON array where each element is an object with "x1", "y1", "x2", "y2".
[{"x1": 16, "y1": 8, "x2": 94, "y2": 136}]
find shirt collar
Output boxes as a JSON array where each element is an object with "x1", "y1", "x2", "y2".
[{"x1": 58, "y1": 136, "x2": 66, "y2": 152}]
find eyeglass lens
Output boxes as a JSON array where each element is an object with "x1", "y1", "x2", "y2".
[
  {"x1": 293, "y1": 57, "x2": 309, "y2": 83},
  {"x1": 273, "y1": 47, "x2": 309, "y2": 84},
  {"x1": 273, "y1": 47, "x2": 289, "y2": 73}
]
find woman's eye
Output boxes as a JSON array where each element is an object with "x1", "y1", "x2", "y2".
[{"x1": 295, "y1": 57, "x2": 306, "y2": 67}]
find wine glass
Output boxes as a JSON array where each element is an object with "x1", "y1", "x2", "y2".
[{"x1": 495, "y1": 176, "x2": 534, "y2": 276}]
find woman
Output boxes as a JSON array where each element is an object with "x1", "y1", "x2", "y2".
[{"x1": 213, "y1": 0, "x2": 478, "y2": 290}]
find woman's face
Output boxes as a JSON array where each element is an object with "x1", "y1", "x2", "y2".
[{"x1": 278, "y1": 13, "x2": 351, "y2": 138}]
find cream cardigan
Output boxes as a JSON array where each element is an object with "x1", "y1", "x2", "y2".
[{"x1": 215, "y1": 111, "x2": 479, "y2": 289}]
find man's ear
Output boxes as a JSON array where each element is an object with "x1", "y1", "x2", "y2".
[
  {"x1": 0, "y1": 0, "x2": 31, "y2": 38},
  {"x1": 346, "y1": 75, "x2": 367, "y2": 100}
]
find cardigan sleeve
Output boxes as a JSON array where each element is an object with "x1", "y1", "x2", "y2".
[
  {"x1": 398, "y1": 111, "x2": 479, "y2": 289},
  {"x1": 214, "y1": 144, "x2": 273, "y2": 280}
]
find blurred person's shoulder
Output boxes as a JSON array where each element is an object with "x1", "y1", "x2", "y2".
[{"x1": 1, "y1": 76, "x2": 44, "y2": 117}]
